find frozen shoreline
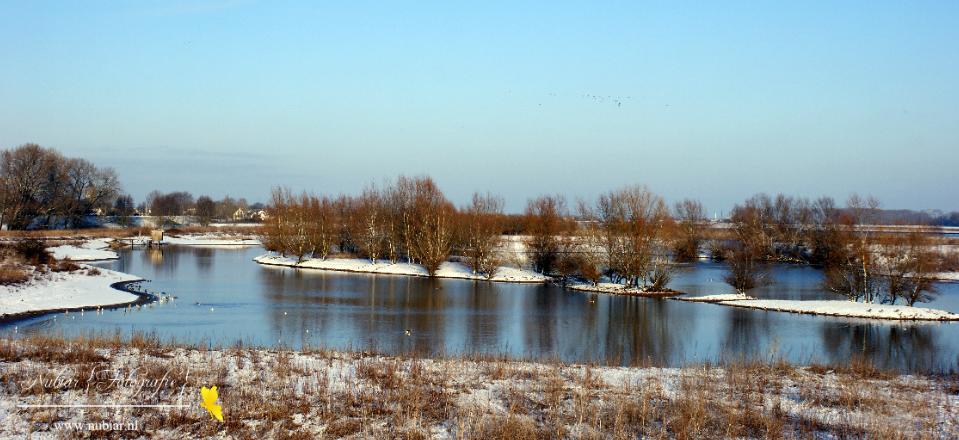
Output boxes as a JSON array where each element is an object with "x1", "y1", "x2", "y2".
[
  {"x1": 673, "y1": 293, "x2": 755, "y2": 303},
  {"x1": 0, "y1": 266, "x2": 147, "y2": 321},
  {"x1": 712, "y1": 298, "x2": 959, "y2": 321},
  {"x1": 254, "y1": 254, "x2": 549, "y2": 283},
  {"x1": 161, "y1": 233, "x2": 260, "y2": 246},
  {"x1": 566, "y1": 282, "x2": 681, "y2": 297}
]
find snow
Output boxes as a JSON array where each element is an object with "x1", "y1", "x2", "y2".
[
  {"x1": 0, "y1": 266, "x2": 141, "y2": 318},
  {"x1": 254, "y1": 254, "x2": 549, "y2": 283},
  {"x1": 931, "y1": 272, "x2": 959, "y2": 282},
  {"x1": 567, "y1": 282, "x2": 678, "y2": 296},
  {"x1": 45, "y1": 238, "x2": 118, "y2": 261},
  {"x1": 717, "y1": 299, "x2": 959, "y2": 321},
  {"x1": 673, "y1": 293, "x2": 755, "y2": 302},
  {"x1": 162, "y1": 234, "x2": 260, "y2": 246}
]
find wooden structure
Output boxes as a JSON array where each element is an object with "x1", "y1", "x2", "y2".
[{"x1": 150, "y1": 229, "x2": 164, "y2": 247}]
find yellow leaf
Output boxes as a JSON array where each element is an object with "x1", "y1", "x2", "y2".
[{"x1": 200, "y1": 386, "x2": 224, "y2": 422}]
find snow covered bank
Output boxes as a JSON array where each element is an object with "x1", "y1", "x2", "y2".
[
  {"x1": 1, "y1": 338, "x2": 955, "y2": 439},
  {"x1": 162, "y1": 233, "x2": 260, "y2": 246},
  {"x1": 254, "y1": 254, "x2": 548, "y2": 283},
  {"x1": 715, "y1": 299, "x2": 959, "y2": 321},
  {"x1": 931, "y1": 272, "x2": 959, "y2": 282},
  {"x1": 567, "y1": 282, "x2": 681, "y2": 297},
  {"x1": 45, "y1": 238, "x2": 118, "y2": 261},
  {"x1": 673, "y1": 293, "x2": 755, "y2": 302},
  {"x1": 0, "y1": 266, "x2": 144, "y2": 320}
]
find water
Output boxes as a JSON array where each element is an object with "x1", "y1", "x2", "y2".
[{"x1": 4, "y1": 246, "x2": 959, "y2": 371}]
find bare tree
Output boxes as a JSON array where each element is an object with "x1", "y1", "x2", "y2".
[
  {"x1": 524, "y1": 195, "x2": 569, "y2": 275},
  {"x1": 723, "y1": 196, "x2": 777, "y2": 294},
  {"x1": 112, "y1": 194, "x2": 135, "y2": 227},
  {"x1": 352, "y1": 185, "x2": 385, "y2": 262},
  {"x1": 587, "y1": 185, "x2": 669, "y2": 288},
  {"x1": 672, "y1": 198, "x2": 706, "y2": 262},
  {"x1": 407, "y1": 177, "x2": 455, "y2": 277},
  {"x1": 823, "y1": 194, "x2": 884, "y2": 303},
  {"x1": 195, "y1": 196, "x2": 216, "y2": 226},
  {"x1": 723, "y1": 243, "x2": 770, "y2": 293},
  {"x1": 1, "y1": 144, "x2": 64, "y2": 229},
  {"x1": 458, "y1": 192, "x2": 505, "y2": 278},
  {"x1": 882, "y1": 229, "x2": 938, "y2": 306},
  {"x1": 305, "y1": 194, "x2": 338, "y2": 260}
]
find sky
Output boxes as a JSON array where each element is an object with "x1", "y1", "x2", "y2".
[{"x1": 1, "y1": 1, "x2": 957, "y2": 214}]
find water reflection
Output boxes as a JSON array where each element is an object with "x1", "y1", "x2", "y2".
[
  {"x1": 819, "y1": 323, "x2": 942, "y2": 371},
  {"x1": 1, "y1": 246, "x2": 957, "y2": 372}
]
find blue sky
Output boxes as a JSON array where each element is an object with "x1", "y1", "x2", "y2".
[{"x1": 1, "y1": 1, "x2": 957, "y2": 213}]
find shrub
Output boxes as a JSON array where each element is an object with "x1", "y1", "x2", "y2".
[
  {"x1": 15, "y1": 239, "x2": 52, "y2": 266},
  {"x1": 0, "y1": 265, "x2": 30, "y2": 285},
  {"x1": 51, "y1": 258, "x2": 81, "y2": 273},
  {"x1": 87, "y1": 267, "x2": 101, "y2": 276}
]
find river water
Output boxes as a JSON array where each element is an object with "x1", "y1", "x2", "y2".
[{"x1": 5, "y1": 246, "x2": 958, "y2": 371}]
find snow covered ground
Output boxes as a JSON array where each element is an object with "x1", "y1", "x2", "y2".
[
  {"x1": 254, "y1": 254, "x2": 549, "y2": 283},
  {"x1": 0, "y1": 266, "x2": 141, "y2": 318},
  {"x1": 567, "y1": 282, "x2": 679, "y2": 296},
  {"x1": 716, "y1": 298, "x2": 959, "y2": 321},
  {"x1": 162, "y1": 234, "x2": 260, "y2": 246},
  {"x1": 1, "y1": 339, "x2": 955, "y2": 438},
  {"x1": 931, "y1": 271, "x2": 959, "y2": 282},
  {"x1": 673, "y1": 293, "x2": 755, "y2": 302},
  {"x1": 45, "y1": 238, "x2": 118, "y2": 261}
]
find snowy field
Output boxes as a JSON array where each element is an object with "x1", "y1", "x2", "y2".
[
  {"x1": 45, "y1": 238, "x2": 118, "y2": 261},
  {"x1": 0, "y1": 337, "x2": 955, "y2": 438},
  {"x1": 0, "y1": 266, "x2": 141, "y2": 318},
  {"x1": 255, "y1": 254, "x2": 549, "y2": 283}
]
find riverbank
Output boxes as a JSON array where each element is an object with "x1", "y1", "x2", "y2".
[
  {"x1": 0, "y1": 334, "x2": 955, "y2": 438},
  {"x1": 254, "y1": 254, "x2": 549, "y2": 283},
  {"x1": 672, "y1": 293, "x2": 959, "y2": 320},
  {"x1": 45, "y1": 238, "x2": 118, "y2": 261},
  {"x1": 0, "y1": 266, "x2": 147, "y2": 322},
  {"x1": 712, "y1": 298, "x2": 959, "y2": 321},
  {"x1": 567, "y1": 282, "x2": 682, "y2": 297},
  {"x1": 161, "y1": 233, "x2": 260, "y2": 246}
]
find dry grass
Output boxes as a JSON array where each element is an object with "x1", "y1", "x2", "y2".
[
  {"x1": 0, "y1": 333, "x2": 956, "y2": 439},
  {"x1": 0, "y1": 225, "x2": 262, "y2": 241},
  {"x1": 0, "y1": 227, "x2": 152, "y2": 240},
  {"x1": 0, "y1": 264, "x2": 31, "y2": 285}
]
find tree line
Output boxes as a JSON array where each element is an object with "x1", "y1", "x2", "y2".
[
  {"x1": 0, "y1": 144, "x2": 121, "y2": 229},
  {"x1": 263, "y1": 176, "x2": 501, "y2": 277},
  {"x1": 263, "y1": 178, "x2": 946, "y2": 305},
  {"x1": 720, "y1": 193, "x2": 941, "y2": 305},
  {"x1": 262, "y1": 177, "x2": 706, "y2": 287}
]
